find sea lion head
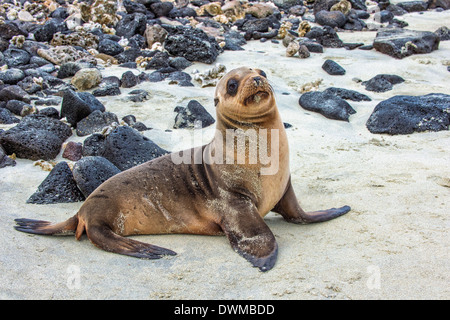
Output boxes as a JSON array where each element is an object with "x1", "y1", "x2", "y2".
[{"x1": 214, "y1": 67, "x2": 276, "y2": 126}]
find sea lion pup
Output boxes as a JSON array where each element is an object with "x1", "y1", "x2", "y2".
[{"x1": 15, "y1": 67, "x2": 350, "y2": 271}]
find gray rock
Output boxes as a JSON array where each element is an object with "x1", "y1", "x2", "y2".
[
  {"x1": 0, "y1": 145, "x2": 16, "y2": 168},
  {"x1": 322, "y1": 59, "x2": 346, "y2": 75},
  {"x1": 362, "y1": 74, "x2": 405, "y2": 92},
  {"x1": 100, "y1": 126, "x2": 169, "y2": 171},
  {"x1": 0, "y1": 114, "x2": 72, "y2": 160},
  {"x1": 0, "y1": 68, "x2": 25, "y2": 84},
  {"x1": 323, "y1": 87, "x2": 371, "y2": 101},
  {"x1": 61, "y1": 90, "x2": 106, "y2": 127},
  {"x1": 0, "y1": 108, "x2": 20, "y2": 124},
  {"x1": 174, "y1": 100, "x2": 215, "y2": 129},
  {"x1": 299, "y1": 91, "x2": 356, "y2": 121},
  {"x1": 115, "y1": 13, "x2": 147, "y2": 38},
  {"x1": 373, "y1": 28, "x2": 440, "y2": 59},
  {"x1": 98, "y1": 39, "x2": 124, "y2": 56},
  {"x1": 397, "y1": 1, "x2": 429, "y2": 12},
  {"x1": 0, "y1": 85, "x2": 31, "y2": 103},
  {"x1": 435, "y1": 26, "x2": 450, "y2": 41},
  {"x1": 315, "y1": 10, "x2": 347, "y2": 28},
  {"x1": 164, "y1": 25, "x2": 221, "y2": 64},
  {"x1": 3, "y1": 48, "x2": 31, "y2": 67},
  {"x1": 76, "y1": 110, "x2": 119, "y2": 137},
  {"x1": 27, "y1": 161, "x2": 85, "y2": 204},
  {"x1": 121, "y1": 70, "x2": 139, "y2": 88},
  {"x1": 366, "y1": 93, "x2": 450, "y2": 134},
  {"x1": 73, "y1": 156, "x2": 121, "y2": 197}
]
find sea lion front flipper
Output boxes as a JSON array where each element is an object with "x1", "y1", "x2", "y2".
[
  {"x1": 273, "y1": 178, "x2": 351, "y2": 224},
  {"x1": 219, "y1": 199, "x2": 278, "y2": 272},
  {"x1": 86, "y1": 224, "x2": 177, "y2": 259}
]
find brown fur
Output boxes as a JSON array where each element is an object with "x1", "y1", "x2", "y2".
[{"x1": 15, "y1": 67, "x2": 350, "y2": 271}]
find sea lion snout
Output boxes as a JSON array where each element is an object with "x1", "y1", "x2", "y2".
[{"x1": 253, "y1": 76, "x2": 262, "y2": 86}]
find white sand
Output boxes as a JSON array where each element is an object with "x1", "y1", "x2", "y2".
[{"x1": 1, "y1": 9, "x2": 449, "y2": 299}]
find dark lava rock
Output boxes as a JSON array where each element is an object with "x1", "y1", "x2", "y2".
[
  {"x1": 62, "y1": 141, "x2": 83, "y2": 161},
  {"x1": 375, "y1": 10, "x2": 395, "y2": 24},
  {"x1": 72, "y1": 156, "x2": 121, "y2": 197},
  {"x1": 101, "y1": 76, "x2": 121, "y2": 88},
  {"x1": 0, "y1": 85, "x2": 31, "y2": 103},
  {"x1": 115, "y1": 47, "x2": 143, "y2": 64},
  {"x1": 150, "y1": 1, "x2": 174, "y2": 17},
  {"x1": 128, "y1": 89, "x2": 150, "y2": 102},
  {"x1": 0, "y1": 114, "x2": 72, "y2": 161},
  {"x1": 174, "y1": 100, "x2": 215, "y2": 129},
  {"x1": 115, "y1": 13, "x2": 147, "y2": 38},
  {"x1": 164, "y1": 26, "x2": 221, "y2": 64},
  {"x1": 0, "y1": 108, "x2": 20, "y2": 124},
  {"x1": 121, "y1": 70, "x2": 139, "y2": 88},
  {"x1": 373, "y1": 28, "x2": 440, "y2": 59},
  {"x1": 0, "y1": 21, "x2": 28, "y2": 40},
  {"x1": 76, "y1": 110, "x2": 119, "y2": 137},
  {"x1": 349, "y1": 0, "x2": 368, "y2": 10},
  {"x1": 39, "y1": 107, "x2": 60, "y2": 119},
  {"x1": 362, "y1": 74, "x2": 405, "y2": 92},
  {"x1": 223, "y1": 30, "x2": 247, "y2": 51},
  {"x1": 169, "y1": 57, "x2": 193, "y2": 70},
  {"x1": 123, "y1": 0, "x2": 149, "y2": 14},
  {"x1": 386, "y1": 4, "x2": 409, "y2": 16},
  {"x1": 299, "y1": 39, "x2": 324, "y2": 53},
  {"x1": 241, "y1": 18, "x2": 273, "y2": 33},
  {"x1": 313, "y1": 0, "x2": 339, "y2": 14},
  {"x1": 0, "y1": 145, "x2": 16, "y2": 168},
  {"x1": 82, "y1": 133, "x2": 106, "y2": 157},
  {"x1": 100, "y1": 126, "x2": 169, "y2": 171},
  {"x1": 145, "y1": 51, "x2": 170, "y2": 70},
  {"x1": 305, "y1": 26, "x2": 343, "y2": 48},
  {"x1": 3, "y1": 48, "x2": 31, "y2": 68},
  {"x1": 342, "y1": 14, "x2": 367, "y2": 31},
  {"x1": 315, "y1": 10, "x2": 347, "y2": 28},
  {"x1": 27, "y1": 161, "x2": 85, "y2": 204},
  {"x1": 98, "y1": 39, "x2": 125, "y2": 56},
  {"x1": 366, "y1": 93, "x2": 450, "y2": 134},
  {"x1": 168, "y1": 6, "x2": 197, "y2": 18},
  {"x1": 299, "y1": 91, "x2": 357, "y2": 121},
  {"x1": 323, "y1": 87, "x2": 371, "y2": 101},
  {"x1": 5, "y1": 100, "x2": 31, "y2": 115},
  {"x1": 57, "y1": 62, "x2": 91, "y2": 79},
  {"x1": 35, "y1": 97, "x2": 62, "y2": 107},
  {"x1": 322, "y1": 59, "x2": 346, "y2": 75},
  {"x1": 397, "y1": 1, "x2": 429, "y2": 12},
  {"x1": 61, "y1": 90, "x2": 106, "y2": 127},
  {"x1": 92, "y1": 85, "x2": 121, "y2": 97},
  {"x1": 0, "y1": 68, "x2": 25, "y2": 85},
  {"x1": 435, "y1": 26, "x2": 450, "y2": 41}
]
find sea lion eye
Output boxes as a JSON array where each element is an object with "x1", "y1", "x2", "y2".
[
  {"x1": 227, "y1": 79, "x2": 239, "y2": 96},
  {"x1": 259, "y1": 70, "x2": 267, "y2": 79},
  {"x1": 214, "y1": 98, "x2": 219, "y2": 106}
]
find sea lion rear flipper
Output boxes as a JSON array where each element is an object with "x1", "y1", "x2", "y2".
[
  {"x1": 273, "y1": 178, "x2": 351, "y2": 224},
  {"x1": 14, "y1": 216, "x2": 78, "y2": 236},
  {"x1": 86, "y1": 225, "x2": 176, "y2": 259},
  {"x1": 219, "y1": 199, "x2": 278, "y2": 272}
]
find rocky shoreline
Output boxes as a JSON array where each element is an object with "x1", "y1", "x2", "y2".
[{"x1": 0, "y1": 0, "x2": 449, "y2": 202}]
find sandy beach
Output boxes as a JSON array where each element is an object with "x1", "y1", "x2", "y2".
[{"x1": 0, "y1": 3, "x2": 449, "y2": 299}]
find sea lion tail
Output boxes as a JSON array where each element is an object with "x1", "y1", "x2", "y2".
[{"x1": 14, "y1": 214, "x2": 81, "y2": 237}]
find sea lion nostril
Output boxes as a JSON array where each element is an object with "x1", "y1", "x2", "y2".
[{"x1": 254, "y1": 76, "x2": 262, "y2": 86}]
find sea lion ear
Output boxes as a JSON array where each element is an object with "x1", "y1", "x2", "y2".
[{"x1": 214, "y1": 97, "x2": 219, "y2": 107}]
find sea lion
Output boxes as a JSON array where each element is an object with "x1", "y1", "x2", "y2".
[{"x1": 14, "y1": 67, "x2": 350, "y2": 271}]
